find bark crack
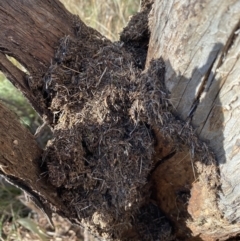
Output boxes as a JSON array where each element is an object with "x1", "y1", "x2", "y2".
[
  {"x1": 216, "y1": 20, "x2": 240, "y2": 70},
  {"x1": 187, "y1": 55, "x2": 218, "y2": 119},
  {"x1": 190, "y1": 21, "x2": 240, "y2": 123},
  {"x1": 199, "y1": 49, "x2": 240, "y2": 136},
  {"x1": 174, "y1": 15, "x2": 216, "y2": 112},
  {"x1": 149, "y1": 151, "x2": 176, "y2": 177}
]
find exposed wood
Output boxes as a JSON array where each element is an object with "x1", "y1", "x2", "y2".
[{"x1": 147, "y1": 0, "x2": 240, "y2": 240}]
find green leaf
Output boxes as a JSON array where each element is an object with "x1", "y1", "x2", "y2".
[{"x1": 17, "y1": 217, "x2": 49, "y2": 241}]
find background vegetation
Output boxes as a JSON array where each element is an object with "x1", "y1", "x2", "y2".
[
  {"x1": 61, "y1": 0, "x2": 140, "y2": 41},
  {"x1": 0, "y1": 0, "x2": 140, "y2": 240}
]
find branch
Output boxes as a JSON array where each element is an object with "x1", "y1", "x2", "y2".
[
  {"x1": 0, "y1": 103, "x2": 64, "y2": 224},
  {"x1": 0, "y1": 0, "x2": 75, "y2": 116}
]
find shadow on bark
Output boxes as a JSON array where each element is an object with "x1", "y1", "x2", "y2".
[{"x1": 151, "y1": 43, "x2": 226, "y2": 240}]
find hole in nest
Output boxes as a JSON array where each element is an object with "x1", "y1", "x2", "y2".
[{"x1": 82, "y1": 140, "x2": 93, "y2": 158}]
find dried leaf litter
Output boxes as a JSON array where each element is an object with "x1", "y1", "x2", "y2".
[{"x1": 39, "y1": 16, "x2": 216, "y2": 241}]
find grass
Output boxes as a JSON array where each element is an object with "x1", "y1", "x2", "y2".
[
  {"x1": 0, "y1": 0, "x2": 140, "y2": 240},
  {"x1": 60, "y1": 0, "x2": 140, "y2": 41},
  {"x1": 0, "y1": 180, "x2": 29, "y2": 241},
  {"x1": 0, "y1": 73, "x2": 41, "y2": 133}
]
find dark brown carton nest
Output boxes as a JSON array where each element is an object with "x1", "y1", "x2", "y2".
[{"x1": 38, "y1": 15, "x2": 215, "y2": 240}]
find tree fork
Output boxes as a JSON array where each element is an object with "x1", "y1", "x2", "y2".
[{"x1": 0, "y1": 0, "x2": 240, "y2": 240}]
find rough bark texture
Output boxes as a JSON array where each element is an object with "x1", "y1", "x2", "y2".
[
  {"x1": 147, "y1": 0, "x2": 240, "y2": 240},
  {"x1": 0, "y1": 0, "x2": 74, "y2": 115},
  {"x1": 0, "y1": 103, "x2": 63, "y2": 222}
]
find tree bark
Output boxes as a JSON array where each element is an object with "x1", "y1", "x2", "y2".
[
  {"x1": 0, "y1": 0, "x2": 240, "y2": 240},
  {"x1": 0, "y1": 0, "x2": 81, "y2": 230},
  {"x1": 0, "y1": 103, "x2": 63, "y2": 224},
  {"x1": 0, "y1": 0, "x2": 74, "y2": 115},
  {"x1": 147, "y1": 0, "x2": 240, "y2": 240}
]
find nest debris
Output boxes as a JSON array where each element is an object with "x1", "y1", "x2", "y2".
[
  {"x1": 120, "y1": 0, "x2": 154, "y2": 69},
  {"x1": 38, "y1": 16, "x2": 173, "y2": 240},
  {"x1": 37, "y1": 12, "x2": 216, "y2": 241}
]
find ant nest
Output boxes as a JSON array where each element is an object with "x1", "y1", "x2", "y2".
[{"x1": 41, "y1": 18, "x2": 213, "y2": 241}]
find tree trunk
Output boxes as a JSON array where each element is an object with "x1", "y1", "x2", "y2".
[
  {"x1": 0, "y1": 0, "x2": 240, "y2": 240},
  {"x1": 147, "y1": 0, "x2": 240, "y2": 240}
]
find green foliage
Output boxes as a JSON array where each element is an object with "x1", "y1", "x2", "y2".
[
  {"x1": 0, "y1": 182, "x2": 22, "y2": 215},
  {"x1": 0, "y1": 73, "x2": 41, "y2": 133},
  {"x1": 0, "y1": 180, "x2": 26, "y2": 240},
  {"x1": 17, "y1": 218, "x2": 49, "y2": 241}
]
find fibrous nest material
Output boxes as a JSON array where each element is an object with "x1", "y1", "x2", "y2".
[
  {"x1": 39, "y1": 17, "x2": 173, "y2": 240},
  {"x1": 120, "y1": 0, "x2": 154, "y2": 69},
  {"x1": 39, "y1": 14, "x2": 215, "y2": 240}
]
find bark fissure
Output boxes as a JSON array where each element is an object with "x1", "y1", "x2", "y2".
[
  {"x1": 216, "y1": 20, "x2": 240, "y2": 70},
  {"x1": 150, "y1": 151, "x2": 176, "y2": 176},
  {"x1": 188, "y1": 55, "x2": 218, "y2": 119},
  {"x1": 199, "y1": 54, "x2": 239, "y2": 137}
]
